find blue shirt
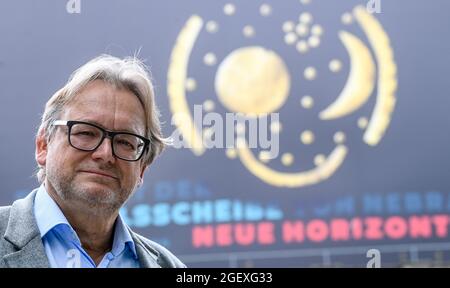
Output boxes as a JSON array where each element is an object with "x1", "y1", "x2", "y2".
[{"x1": 33, "y1": 184, "x2": 140, "y2": 268}]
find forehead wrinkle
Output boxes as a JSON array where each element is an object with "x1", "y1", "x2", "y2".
[{"x1": 64, "y1": 88, "x2": 145, "y2": 136}]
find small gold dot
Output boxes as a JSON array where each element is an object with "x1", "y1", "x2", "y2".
[
  {"x1": 311, "y1": 24, "x2": 323, "y2": 36},
  {"x1": 206, "y1": 21, "x2": 219, "y2": 33},
  {"x1": 358, "y1": 117, "x2": 369, "y2": 129},
  {"x1": 299, "y1": 12, "x2": 313, "y2": 24},
  {"x1": 314, "y1": 154, "x2": 325, "y2": 166},
  {"x1": 203, "y1": 53, "x2": 217, "y2": 66},
  {"x1": 243, "y1": 25, "x2": 255, "y2": 37},
  {"x1": 308, "y1": 36, "x2": 320, "y2": 48},
  {"x1": 301, "y1": 95, "x2": 314, "y2": 109},
  {"x1": 226, "y1": 149, "x2": 237, "y2": 159},
  {"x1": 329, "y1": 59, "x2": 342, "y2": 72},
  {"x1": 282, "y1": 21, "x2": 295, "y2": 33},
  {"x1": 295, "y1": 23, "x2": 309, "y2": 37},
  {"x1": 341, "y1": 13, "x2": 353, "y2": 25},
  {"x1": 224, "y1": 3, "x2": 236, "y2": 15},
  {"x1": 203, "y1": 100, "x2": 215, "y2": 112},
  {"x1": 284, "y1": 32, "x2": 297, "y2": 45},
  {"x1": 300, "y1": 130, "x2": 315, "y2": 145},
  {"x1": 260, "y1": 4, "x2": 272, "y2": 16},
  {"x1": 270, "y1": 121, "x2": 282, "y2": 134},
  {"x1": 334, "y1": 131, "x2": 346, "y2": 144},
  {"x1": 259, "y1": 151, "x2": 272, "y2": 163},
  {"x1": 185, "y1": 78, "x2": 197, "y2": 91},
  {"x1": 296, "y1": 41, "x2": 309, "y2": 53},
  {"x1": 304, "y1": 67, "x2": 317, "y2": 80},
  {"x1": 281, "y1": 153, "x2": 294, "y2": 166},
  {"x1": 300, "y1": 0, "x2": 311, "y2": 4}
]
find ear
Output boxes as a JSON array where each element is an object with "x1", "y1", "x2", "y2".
[
  {"x1": 35, "y1": 130, "x2": 48, "y2": 167},
  {"x1": 139, "y1": 164, "x2": 148, "y2": 182}
]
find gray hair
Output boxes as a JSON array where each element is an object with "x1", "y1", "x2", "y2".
[{"x1": 36, "y1": 54, "x2": 169, "y2": 183}]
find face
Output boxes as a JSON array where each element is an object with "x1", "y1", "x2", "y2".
[{"x1": 36, "y1": 80, "x2": 148, "y2": 214}]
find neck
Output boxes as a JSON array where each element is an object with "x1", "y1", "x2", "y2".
[{"x1": 44, "y1": 181, "x2": 118, "y2": 265}]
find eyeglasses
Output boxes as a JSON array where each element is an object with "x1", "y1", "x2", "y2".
[{"x1": 52, "y1": 120, "x2": 150, "y2": 161}]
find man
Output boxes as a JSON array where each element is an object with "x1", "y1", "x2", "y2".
[{"x1": 0, "y1": 55, "x2": 185, "y2": 268}]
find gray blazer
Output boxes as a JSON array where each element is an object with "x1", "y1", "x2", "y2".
[{"x1": 0, "y1": 190, "x2": 186, "y2": 268}]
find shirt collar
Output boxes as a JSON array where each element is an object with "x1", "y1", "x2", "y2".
[
  {"x1": 112, "y1": 213, "x2": 138, "y2": 259},
  {"x1": 34, "y1": 184, "x2": 73, "y2": 238},
  {"x1": 33, "y1": 184, "x2": 137, "y2": 259}
]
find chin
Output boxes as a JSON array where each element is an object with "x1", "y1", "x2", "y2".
[{"x1": 76, "y1": 183, "x2": 117, "y2": 203}]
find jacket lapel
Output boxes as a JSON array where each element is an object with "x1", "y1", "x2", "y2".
[
  {"x1": 130, "y1": 231, "x2": 161, "y2": 268},
  {"x1": 2, "y1": 190, "x2": 50, "y2": 268},
  {"x1": 2, "y1": 236, "x2": 49, "y2": 268}
]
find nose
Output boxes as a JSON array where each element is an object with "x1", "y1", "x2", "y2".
[{"x1": 91, "y1": 137, "x2": 116, "y2": 163}]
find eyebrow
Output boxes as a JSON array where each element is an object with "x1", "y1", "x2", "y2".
[{"x1": 74, "y1": 119, "x2": 144, "y2": 136}]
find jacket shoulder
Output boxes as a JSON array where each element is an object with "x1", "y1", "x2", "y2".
[
  {"x1": 132, "y1": 231, "x2": 186, "y2": 268},
  {"x1": 0, "y1": 205, "x2": 12, "y2": 265},
  {"x1": 0, "y1": 205, "x2": 11, "y2": 234}
]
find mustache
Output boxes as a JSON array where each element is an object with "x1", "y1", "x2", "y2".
[{"x1": 78, "y1": 165, "x2": 120, "y2": 179}]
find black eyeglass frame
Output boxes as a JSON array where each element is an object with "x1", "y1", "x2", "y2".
[{"x1": 52, "y1": 120, "x2": 150, "y2": 161}]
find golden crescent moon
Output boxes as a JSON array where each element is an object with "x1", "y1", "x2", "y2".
[
  {"x1": 319, "y1": 31, "x2": 376, "y2": 120},
  {"x1": 237, "y1": 141, "x2": 348, "y2": 188},
  {"x1": 167, "y1": 15, "x2": 205, "y2": 155},
  {"x1": 354, "y1": 6, "x2": 398, "y2": 146}
]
